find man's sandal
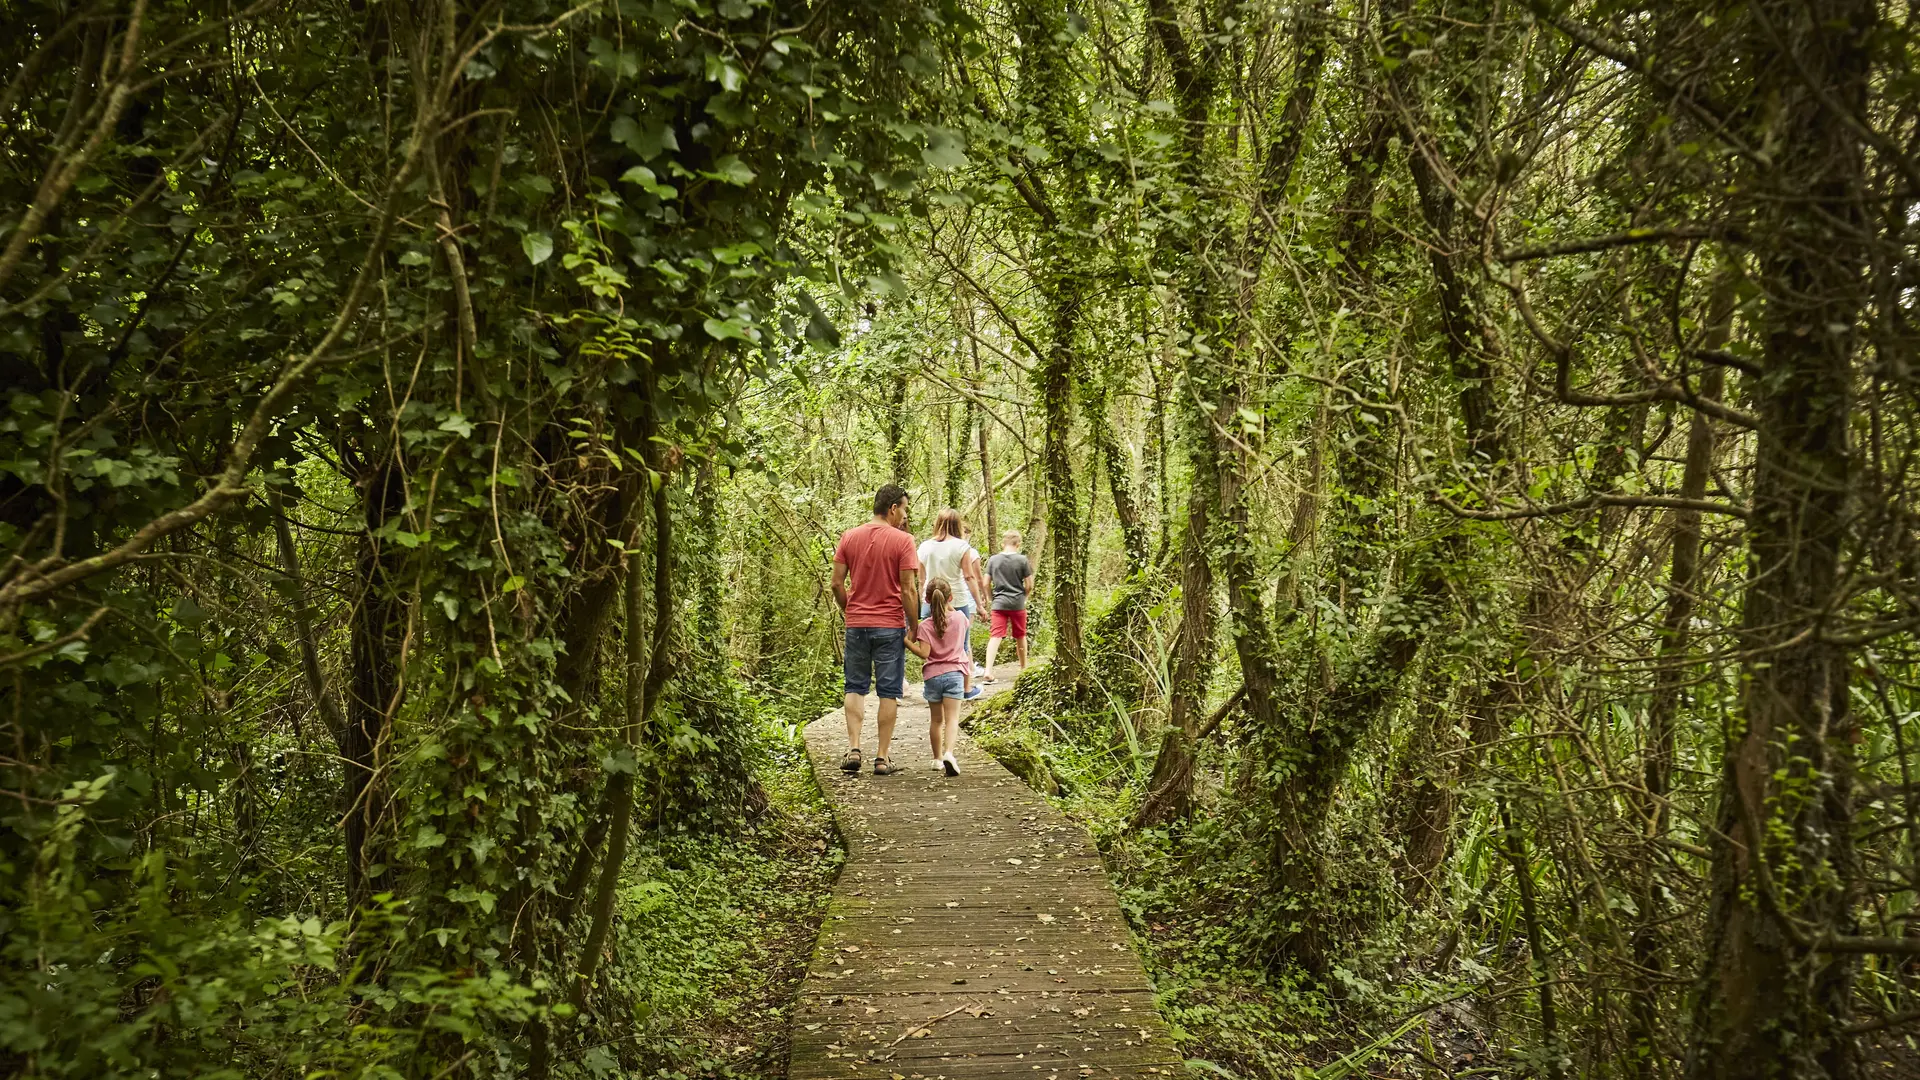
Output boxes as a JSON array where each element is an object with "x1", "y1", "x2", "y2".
[
  {"x1": 841, "y1": 748, "x2": 862, "y2": 773},
  {"x1": 872, "y1": 756, "x2": 898, "y2": 776}
]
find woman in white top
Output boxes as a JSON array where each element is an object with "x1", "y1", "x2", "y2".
[{"x1": 919, "y1": 508, "x2": 988, "y2": 621}]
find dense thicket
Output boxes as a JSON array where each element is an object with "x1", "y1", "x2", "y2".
[
  {"x1": 4, "y1": 1, "x2": 1919, "y2": 1078},
  {"x1": 0, "y1": 1, "x2": 955, "y2": 1074}
]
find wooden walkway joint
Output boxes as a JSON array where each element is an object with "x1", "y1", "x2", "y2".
[{"x1": 792, "y1": 685, "x2": 1184, "y2": 1079}]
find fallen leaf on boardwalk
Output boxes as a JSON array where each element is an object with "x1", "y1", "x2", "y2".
[
  {"x1": 946, "y1": 901, "x2": 959, "y2": 908},
  {"x1": 1008, "y1": 858, "x2": 1023, "y2": 865},
  {"x1": 843, "y1": 945, "x2": 862, "y2": 953},
  {"x1": 1036, "y1": 913, "x2": 1055, "y2": 923}
]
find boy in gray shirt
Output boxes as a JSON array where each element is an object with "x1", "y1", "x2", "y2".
[{"x1": 982, "y1": 530, "x2": 1034, "y2": 681}]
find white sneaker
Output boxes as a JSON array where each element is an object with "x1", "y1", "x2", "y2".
[
  {"x1": 942, "y1": 754, "x2": 960, "y2": 777},
  {"x1": 973, "y1": 663, "x2": 987, "y2": 677}
]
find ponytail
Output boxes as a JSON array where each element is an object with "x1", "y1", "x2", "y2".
[{"x1": 927, "y1": 579, "x2": 952, "y2": 639}]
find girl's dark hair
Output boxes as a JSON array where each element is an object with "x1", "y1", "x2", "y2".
[{"x1": 927, "y1": 578, "x2": 952, "y2": 639}]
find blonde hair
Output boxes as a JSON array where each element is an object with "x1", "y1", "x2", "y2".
[
  {"x1": 927, "y1": 578, "x2": 953, "y2": 639},
  {"x1": 933, "y1": 507, "x2": 965, "y2": 543},
  {"x1": 1002, "y1": 529, "x2": 1022, "y2": 548}
]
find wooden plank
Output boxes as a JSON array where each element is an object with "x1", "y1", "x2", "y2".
[{"x1": 791, "y1": 684, "x2": 1182, "y2": 1079}]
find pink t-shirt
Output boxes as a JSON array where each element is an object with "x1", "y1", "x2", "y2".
[
  {"x1": 833, "y1": 521, "x2": 920, "y2": 628},
  {"x1": 917, "y1": 612, "x2": 972, "y2": 680}
]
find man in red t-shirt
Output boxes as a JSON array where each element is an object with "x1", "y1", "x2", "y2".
[{"x1": 831, "y1": 483, "x2": 920, "y2": 776}]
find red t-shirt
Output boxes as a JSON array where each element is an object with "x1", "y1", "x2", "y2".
[{"x1": 833, "y1": 521, "x2": 920, "y2": 628}]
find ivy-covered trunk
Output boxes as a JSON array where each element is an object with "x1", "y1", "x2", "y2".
[{"x1": 1689, "y1": 2, "x2": 1872, "y2": 1073}]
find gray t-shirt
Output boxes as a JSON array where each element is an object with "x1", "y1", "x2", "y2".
[{"x1": 987, "y1": 552, "x2": 1032, "y2": 610}]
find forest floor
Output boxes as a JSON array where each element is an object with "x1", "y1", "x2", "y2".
[
  {"x1": 961, "y1": 670, "x2": 1450, "y2": 1080},
  {"x1": 631, "y1": 668, "x2": 1472, "y2": 1080},
  {"x1": 614, "y1": 735, "x2": 846, "y2": 1078}
]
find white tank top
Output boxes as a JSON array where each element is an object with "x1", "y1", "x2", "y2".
[{"x1": 917, "y1": 536, "x2": 976, "y2": 609}]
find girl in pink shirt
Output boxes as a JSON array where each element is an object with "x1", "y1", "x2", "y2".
[{"x1": 907, "y1": 580, "x2": 972, "y2": 776}]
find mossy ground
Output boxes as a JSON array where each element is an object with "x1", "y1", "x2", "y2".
[{"x1": 612, "y1": 734, "x2": 843, "y2": 1079}]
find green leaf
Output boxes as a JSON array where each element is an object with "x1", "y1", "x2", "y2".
[
  {"x1": 704, "y1": 155, "x2": 756, "y2": 186},
  {"x1": 501, "y1": 575, "x2": 527, "y2": 594},
  {"x1": 922, "y1": 127, "x2": 971, "y2": 170},
  {"x1": 711, "y1": 241, "x2": 762, "y2": 265},
  {"x1": 439, "y1": 413, "x2": 474, "y2": 437},
  {"x1": 521, "y1": 232, "x2": 554, "y2": 265},
  {"x1": 610, "y1": 115, "x2": 678, "y2": 160},
  {"x1": 618, "y1": 165, "x2": 677, "y2": 199},
  {"x1": 704, "y1": 52, "x2": 745, "y2": 92},
  {"x1": 703, "y1": 316, "x2": 752, "y2": 341},
  {"x1": 414, "y1": 825, "x2": 448, "y2": 850},
  {"x1": 797, "y1": 289, "x2": 840, "y2": 347}
]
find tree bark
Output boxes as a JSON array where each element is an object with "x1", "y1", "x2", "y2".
[
  {"x1": 1092, "y1": 386, "x2": 1149, "y2": 576},
  {"x1": 569, "y1": 463, "x2": 675, "y2": 1015},
  {"x1": 344, "y1": 454, "x2": 403, "y2": 910},
  {"x1": 886, "y1": 371, "x2": 910, "y2": 484},
  {"x1": 1629, "y1": 277, "x2": 1732, "y2": 1074},
  {"x1": 1689, "y1": 4, "x2": 1870, "y2": 1075}
]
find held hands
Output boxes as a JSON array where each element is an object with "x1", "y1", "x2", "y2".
[{"x1": 906, "y1": 635, "x2": 932, "y2": 659}]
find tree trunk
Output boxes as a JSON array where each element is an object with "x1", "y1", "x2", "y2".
[
  {"x1": 1629, "y1": 279, "x2": 1732, "y2": 1074},
  {"x1": 1037, "y1": 271, "x2": 1087, "y2": 699},
  {"x1": 569, "y1": 465, "x2": 675, "y2": 1015},
  {"x1": 1375, "y1": 0, "x2": 1505, "y2": 915},
  {"x1": 1092, "y1": 386, "x2": 1149, "y2": 576},
  {"x1": 345, "y1": 454, "x2": 403, "y2": 910},
  {"x1": 1689, "y1": 6, "x2": 1870, "y2": 1075},
  {"x1": 1132, "y1": 474, "x2": 1215, "y2": 829},
  {"x1": 886, "y1": 371, "x2": 910, "y2": 483}
]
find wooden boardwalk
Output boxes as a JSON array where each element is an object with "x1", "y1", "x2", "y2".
[{"x1": 791, "y1": 682, "x2": 1184, "y2": 1079}]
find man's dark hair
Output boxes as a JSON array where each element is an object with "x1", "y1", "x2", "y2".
[{"x1": 873, "y1": 483, "x2": 909, "y2": 516}]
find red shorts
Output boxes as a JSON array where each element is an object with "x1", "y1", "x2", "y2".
[{"x1": 990, "y1": 609, "x2": 1028, "y2": 639}]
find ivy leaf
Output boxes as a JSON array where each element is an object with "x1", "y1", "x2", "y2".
[
  {"x1": 439, "y1": 413, "x2": 475, "y2": 437},
  {"x1": 797, "y1": 289, "x2": 840, "y2": 347},
  {"x1": 521, "y1": 232, "x2": 554, "y2": 265},
  {"x1": 711, "y1": 241, "x2": 761, "y2": 265},
  {"x1": 703, "y1": 316, "x2": 752, "y2": 341},
  {"x1": 610, "y1": 114, "x2": 678, "y2": 160},
  {"x1": 704, "y1": 155, "x2": 756, "y2": 186},
  {"x1": 922, "y1": 127, "x2": 971, "y2": 170},
  {"x1": 415, "y1": 825, "x2": 448, "y2": 850},
  {"x1": 705, "y1": 52, "x2": 745, "y2": 93},
  {"x1": 618, "y1": 165, "x2": 678, "y2": 200}
]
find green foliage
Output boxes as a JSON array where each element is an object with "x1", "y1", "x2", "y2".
[{"x1": 561, "y1": 738, "x2": 844, "y2": 1079}]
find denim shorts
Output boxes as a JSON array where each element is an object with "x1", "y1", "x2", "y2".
[
  {"x1": 844, "y1": 626, "x2": 906, "y2": 699},
  {"x1": 923, "y1": 670, "x2": 966, "y2": 704}
]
